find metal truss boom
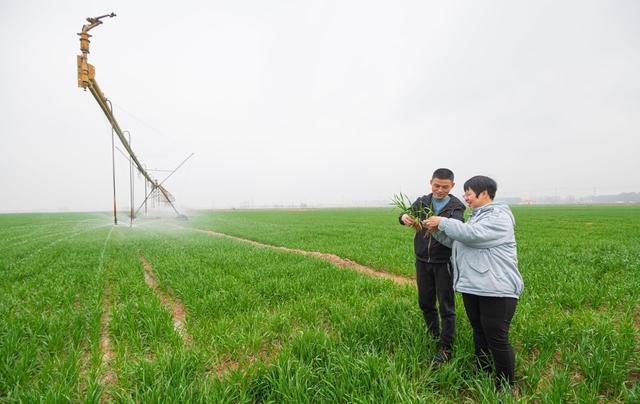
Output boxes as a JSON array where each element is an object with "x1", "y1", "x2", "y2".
[{"x1": 77, "y1": 13, "x2": 187, "y2": 219}]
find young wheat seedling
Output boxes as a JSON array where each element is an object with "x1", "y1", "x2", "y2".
[{"x1": 391, "y1": 193, "x2": 433, "y2": 231}]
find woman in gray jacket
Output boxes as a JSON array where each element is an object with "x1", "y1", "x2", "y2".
[{"x1": 425, "y1": 175, "x2": 523, "y2": 392}]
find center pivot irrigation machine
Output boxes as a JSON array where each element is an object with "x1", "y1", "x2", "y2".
[{"x1": 77, "y1": 13, "x2": 192, "y2": 225}]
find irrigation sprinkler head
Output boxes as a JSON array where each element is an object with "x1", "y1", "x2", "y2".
[{"x1": 86, "y1": 13, "x2": 117, "y2": 25}]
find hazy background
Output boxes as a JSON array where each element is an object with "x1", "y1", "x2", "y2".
[{"x1": 1, "y1": 0, "x2": 638, "y2": 212}]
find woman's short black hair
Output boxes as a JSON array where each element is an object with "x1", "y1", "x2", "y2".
[{"x1": 464, "y1": 176, "x2": 497, "y2": 200}]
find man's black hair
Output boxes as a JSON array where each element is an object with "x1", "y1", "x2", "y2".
[
  {"x1": 464, "y1": 176, "x2": 497, "y2": 200},
  {"x1": 432, "y1": 168, "x2": 454, "y2": 181}
]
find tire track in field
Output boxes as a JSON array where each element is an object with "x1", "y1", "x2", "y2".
[
  {"x1": 140, "y1": 255, "x2": 192, "y2": 346},
  {"x1": 97, "y1": 227, "x2": 115, "y2": 402},
  {"x1": 188, "y1": 227, "x2": 414, "y2": 286},
  {"x1": 99, "y1": 286, "x2": 116, "y2": 403}
]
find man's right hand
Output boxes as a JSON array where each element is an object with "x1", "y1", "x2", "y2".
[{"x1": 401, "y1": 214, "x2": 415, "y2": 226}]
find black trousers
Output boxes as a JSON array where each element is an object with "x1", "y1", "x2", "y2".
[
  {"x1": 415, "y1": 260, "x2": 456, "y2": 350},
  {"x1": 462, "y1": 293, "x2": 517, "y2": 387}
]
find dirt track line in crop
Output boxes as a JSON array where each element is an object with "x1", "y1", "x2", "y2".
[
  {"x1": 100, "y1": 286, "x2": 115, "y2": 403},
  {"x1": 140, "y1": 255, "x2": 192, "y2": 346},
  {"x1": 97, "y1": 227, "x2": 115, "y2": 403},
  {"x1": 190, "y1": 227, "x2": 414, "y2": 286}
]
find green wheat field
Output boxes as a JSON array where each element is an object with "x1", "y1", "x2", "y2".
[{"x1": 0, "y1": 205, "x2": 638, "y2": 402}]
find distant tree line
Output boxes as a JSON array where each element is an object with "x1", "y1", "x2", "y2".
[
  {"x1": 497, "y1": 192, "x2": 640, "y2": 205},
  {"x1": 591, "y1": 192, "x2": 640, "y2": 203}
]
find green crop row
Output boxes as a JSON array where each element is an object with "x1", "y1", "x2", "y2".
[{"x1": 0, "y1": 215, "x2": 112, "y2": 401}]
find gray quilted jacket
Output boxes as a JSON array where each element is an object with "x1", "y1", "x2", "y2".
[{"x1": 432, "y1": 202, "x2": 524, "y2": 298}]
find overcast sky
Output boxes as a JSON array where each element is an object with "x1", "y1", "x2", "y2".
[{"x1": 1, "y1": 0, "x2": 639, "y2": 212}]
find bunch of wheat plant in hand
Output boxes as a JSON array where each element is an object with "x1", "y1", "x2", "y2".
[{"x1": 392, "y1": 193, "x2": 433, "y2": 231}]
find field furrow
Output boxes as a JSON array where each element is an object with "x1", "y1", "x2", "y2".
[
  {"x1": 140, "y1": 255, "x2": 191, "y2": 346},
  {"x1": 99, "y1": 284, "x2": 116, "y2": 401},
  {"x1": 190, "y1": 226, "x2": 414, "y2": 285}
]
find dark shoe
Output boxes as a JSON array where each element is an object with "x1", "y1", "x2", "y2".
[{"x1": 432, "y1": 348, "x2": 451, "y2": 365}]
